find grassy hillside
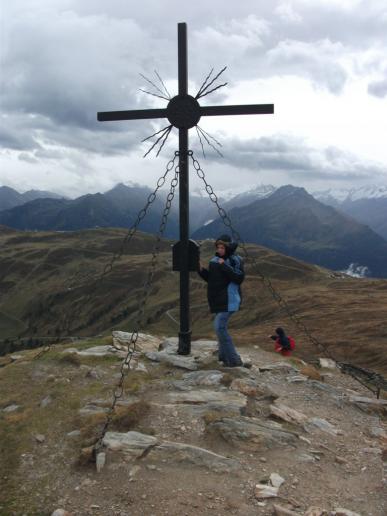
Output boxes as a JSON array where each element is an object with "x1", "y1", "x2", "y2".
[{"x1": 1, "y1": 226, "x2": 387, "y2": 374}]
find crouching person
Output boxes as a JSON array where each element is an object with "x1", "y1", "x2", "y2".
[{"x1": 269, "y1": 327, "x2": 296, "y2": 357}]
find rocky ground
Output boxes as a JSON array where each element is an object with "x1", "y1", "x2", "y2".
[{"x1": 0, "y1": 333, "x2": 386, "y2": 516}]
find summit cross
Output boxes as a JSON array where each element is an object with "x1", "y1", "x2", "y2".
[{"x1": 97, "y1": 22, "x2": 274, "y2": 355}]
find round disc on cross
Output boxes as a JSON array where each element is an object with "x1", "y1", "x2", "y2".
[{"x1": 167, "y1": 94, "x2": 201, "y2": 129}]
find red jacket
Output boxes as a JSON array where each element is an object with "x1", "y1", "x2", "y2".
[{"x1": 274, "y1": 336, "x2": 295, "y2": 356}]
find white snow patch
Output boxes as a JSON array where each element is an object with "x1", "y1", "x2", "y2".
[{"x1": 340, "y1": 263, "x2": 371, "y2": 278}]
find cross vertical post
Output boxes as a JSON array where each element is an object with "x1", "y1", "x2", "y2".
[
  {"x1": 97, "y1": 22, "x2": 274, "y2": 358},
  {"x1": 177, "y1": 23, "x2": 191, "y2": 355}
]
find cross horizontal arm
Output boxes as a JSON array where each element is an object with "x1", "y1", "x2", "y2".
[
  {"x1": 97, "y1": 108, "x2": 168, "y2": 122},
  {"x1": 200, "y1": 104, "x2": 274, "y2": 117}
]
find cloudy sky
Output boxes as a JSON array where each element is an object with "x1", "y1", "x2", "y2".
[{"x1": 1, "y1": 0, "x2": 387, "y2": 198}]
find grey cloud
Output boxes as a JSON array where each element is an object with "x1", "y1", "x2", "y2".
[
  {"x1": 202, "y1": 135, "x2": 387, "y2": 184},
  {"x1": 1, "y1": 10, "x2": 172, "y2": 152},
  {"x1": 368, "y1": 78, "x2": 387, "y2": 98},
  {"x1": 18, "y1": 153, "x2": 39, "y2": 164},
  {"x1": 72, "y1": 0, "x2": 387, "y2": 47},
  {"x1": 190, "y1": 23, "x2": 349, "y2": 95},
  {"x1": 1, "y1": 0, "x2": 387, "y2": 170},
  {"x1": 0, "y1": 123, "x2": 41, "y2": 151},
  {"x1": 266, "y1": 39, "x2": 347, "y2": 94}
]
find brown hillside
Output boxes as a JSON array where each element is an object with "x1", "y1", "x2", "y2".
[{"x1": 0, "y1": 227, "x2": 386, "y2": 375}]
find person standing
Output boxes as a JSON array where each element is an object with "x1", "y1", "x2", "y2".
[{"x1": 198, "y1": 234, "x2": 245, "y2": 367}]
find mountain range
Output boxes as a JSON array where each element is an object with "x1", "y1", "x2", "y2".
[
  {"x1": 192, "y1": 185, "x2": 387, "y2": 278},
  {"x1": 0, "y1": 185, "x2": 64, "y2": 212},
  {"x1": 0, "y1": 184, "x2": 180, "y2": 237},
  {"x1": 209, "y1": 183, "x2": 387, "y2": 242},
  {"x1": 1, "y1": 182, "x2": 387, "y2": 277}
]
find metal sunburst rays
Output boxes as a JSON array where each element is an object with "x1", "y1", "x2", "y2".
[
  {"x1": 195, "y1": 66, "x2": 228, "y2": 100},
  {"x1": 140, "y1": 67, "x2": 227, "y2": 158}
]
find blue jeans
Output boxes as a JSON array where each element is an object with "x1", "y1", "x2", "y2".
[{"x1": 213, "y1": 312, "x2": 242, "y2": 367}]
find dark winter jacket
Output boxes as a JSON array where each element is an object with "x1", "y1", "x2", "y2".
[{"x1": 198, "y1": 252, "x2": 244, "y2": 313}]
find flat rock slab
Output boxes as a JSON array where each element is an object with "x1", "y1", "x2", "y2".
[
  {"x1": 191, "y1": 339, "x2": 219, "y2": 351},
  {"x1": 309, "y1": 381, "x2": 343, "y2": 397},
  {"x1": 159, "y1": 338, "x2": 218, "y2": 354},
  {"x1": 79, "y1": 396, "x2": 140, "y2": 417},
  {"x1": 220, "y1": 365, "x2": 252, "y2": 375},
  {"x1": 273, "y1": 504, "x2": 300, "y2": 516},
  {"x1": 103, "y1": 431, "x2": 158, "y2": 459},
  {"x1": 230, "y1": 378, "x2": 266, "y2": 397},
  {"x1": 112, "y1": 331, "x2": 162, "y2": 353},
  {"x1": 270, "y1": 472, "x2": 285, "y2": 488},
  {"x1": 173, "y1": 370, "x2": 224, "y2": 390},
  {"x1": 148, "y1": 441, "x2": 239, "y2": 473},
  {"x1": 145, "y1": 351, "x2": 199, "y2": 370},
  {"x1": 173, "y1": 401, "x2": 245, "y2": 420},
  {"x1": 207, "y1": 416, "x2": 297, "y2": 450},
  {"x1": 297, "y1": 452, "x2": 317, "y2": 463},
  {"x1": 165, "y1": 389, "x2": 247, "y2": 408},
  {"x1": 148, "y1": 339, "x2": 222, "y2": 369},
  {"x1": 318, "y1": 358, "x2": 337, "y2": 369},
  {"x1": 10, "y1": 354, "x2": 23, "y2": 361},
  {"x1": 347, "y1": 395, "x2": 387, "y2": 414},
  {"x1": 304, "y1": 417, "x2": 341, "y2": 436},
  {"x1": 182, "y1": 370, "x2": 224, "y2": 385},
  {"x1": 102, "y1": 431, "x2": 238, "y2": 473},
  {"x1": 270, "y1": 402, "x2": 308, "y2": 425},
  {"x1": 254, "y1": 483, "x2": 279, "y2": 499},
  {"x1": 63, "y1": 345, "x2": 125, "y2": 358},
  {"x1": 348, "y1": 395, "x2": 387, "y2": 405},
  {"x1": 286, "y1": 375, "x2": 308, "y2": 383},
  {"x1": 2, "y1": 404, "x2": 21, "y2": 413}
]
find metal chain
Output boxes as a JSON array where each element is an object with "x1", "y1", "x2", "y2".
[
  {"x1": 32, "y1": 153, "x2": 179, "y2": 360},
  {"x1": 339, "y1": 363, "x2": 387, "y2": 398},
  {"x1": 94, "y1": 161, "x2": 180, "y2": 457},
  {"x1": 99, "y1": 152, "x2": 179, "y2": 282},
  {"x1": 190, "y1": 151, "x2": 386, "y2": 396}
]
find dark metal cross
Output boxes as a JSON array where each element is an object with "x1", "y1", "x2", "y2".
[{"x1": 97, "y1": 22, "x2": 274, "y2": 356}]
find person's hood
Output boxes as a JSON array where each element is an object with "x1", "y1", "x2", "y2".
[
  {"x1": 227, "y1": 242, "x2": 238, "y2": 256},
  {"x1": 215, "y1": 234, "x2": 238, "y2": 257}
]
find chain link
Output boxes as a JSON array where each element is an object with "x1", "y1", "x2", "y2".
[
  {"x1": 93, "y1": 162, "x2": 179, "y2": 457},
  {"x1": 190, "y1": 152, "x2": 387, "y2": 396}
]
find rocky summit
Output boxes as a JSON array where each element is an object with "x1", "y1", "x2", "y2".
[{"x1": 0, "y1": 333, "x2": 386, "y2": 515}]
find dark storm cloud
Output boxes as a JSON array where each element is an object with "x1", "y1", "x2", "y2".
[
  {"x1": 1, "y1": 0, "x2": 387, "y2": 160},
  {"x1": 0, "y1": 111, "x2": 146, "y2": 157},
  {"x1": 1, "y1": 6, "x2": 174, "y2": 157}
]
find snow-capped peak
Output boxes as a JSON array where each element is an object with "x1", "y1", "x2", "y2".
[
  {"x1": 191, "y1": 183, "x2": 276, "y2": 201},
  {"x1": 313, "y1": 185, "x2": 387, "y2": 203}
]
